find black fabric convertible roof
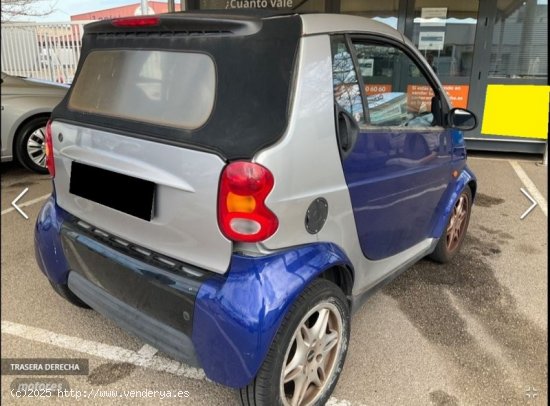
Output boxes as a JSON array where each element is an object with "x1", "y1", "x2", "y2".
[{"x1": 52, "y1": 13, "x2": 302, "y2": 160}]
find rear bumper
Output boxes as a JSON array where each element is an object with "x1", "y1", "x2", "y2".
[
  {"x1": 35, "y1": 198, "x2": 206, "y2": 367},
  {"x1": 35, "y1": 197, "x2": 353, "y2": 388},
  {"x1": 68, "y1": 271, "x2": 200, "y2": 366}
]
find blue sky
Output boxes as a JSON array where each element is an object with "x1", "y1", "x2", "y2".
[{"x1": 19, "y1": 0, "x2": 180, "y2": 22}]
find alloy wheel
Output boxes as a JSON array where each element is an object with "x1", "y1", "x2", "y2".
[
  {"x1": 446, "y1": 194, "x2": 469, "y2": 252},
  {"x1": 26, "y1": 126, "x2": 47, "y2": 168},
  {"x1": 280, "y1": 302, "x2": 343, "y2": 406}
]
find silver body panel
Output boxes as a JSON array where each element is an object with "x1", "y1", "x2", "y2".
[
  {"x1": 300, "y1": 14, "x2": 405, "y2": 41},
  {"x1": 52, "y1": 122, "x2": 232, "y2": 274},
  {"x1": 255, "y1": 31, "x2": 434, "y2": 295}
]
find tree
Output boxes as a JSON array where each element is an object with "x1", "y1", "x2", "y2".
[{"x1": 1, "y1": 0, "x2": 55, "y2": 22}]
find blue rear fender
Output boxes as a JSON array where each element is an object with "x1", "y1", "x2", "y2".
[
  {"x1": 431, "y1": 166, "x2": 477, "y2": 239},
  {"x1": 36, "y1": 195, "x2": 354, "y2": 388},
  {"x1": 34, "y1": 196, "x2": 71, "y2": 285},
  {"x1": 192, "y1": 243, "x2": 353, "y2": 388}
]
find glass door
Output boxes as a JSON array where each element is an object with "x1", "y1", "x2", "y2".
[{"x1": 467, "y1": 0, "x2": 548, "y2": 143}]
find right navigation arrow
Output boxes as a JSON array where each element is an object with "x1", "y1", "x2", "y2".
[{"x1": 520, "y1": 188, "x2": 538, "y2": 220}]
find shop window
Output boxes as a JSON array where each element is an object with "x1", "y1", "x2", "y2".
[
  {"x1": 489, "y1": 0, "x2": 548, "y2": 78},
  {"x1": 197, "y1": 0, "x2": 325, "y2": 11},
  {"x1": 411, "y1": 1, "x2": 478, "y2": 78},
  {"x1": 340, "y1": 0, "x2": 399, "y2": 29},
  {"x1": 291, "y1": 0, "x2": 325, "y2": 12}
]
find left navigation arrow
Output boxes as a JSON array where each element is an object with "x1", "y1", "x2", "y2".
[{"x1": 11, "y1": 188, "x2": 30, "y2": 220}]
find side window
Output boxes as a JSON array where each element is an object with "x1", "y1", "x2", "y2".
[
  {"x1": 352, "y1": 41, "x2": 440, "y2": 128},
  {"x1": 330, "y1": 36, "x2": 365, "y2": 124}
]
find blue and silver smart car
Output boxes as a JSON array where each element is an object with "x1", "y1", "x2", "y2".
[{"x1": 35, "y1": 11, "x2": 477, "y2": 406}]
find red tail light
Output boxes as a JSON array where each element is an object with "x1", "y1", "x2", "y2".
[
  {"x1": 45, "y1": 120, "x2": 55, "y2": 177},
  {"x1": 218, "y1": 162, "x2": 278, "y2": 243},
  {"x1": 112, "y1": 17, "x2": 160, "y2": 27}
]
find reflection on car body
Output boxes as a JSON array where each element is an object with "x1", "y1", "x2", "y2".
[{"x1": 367, "y1": 92, "x2": 408, "y2": 126}]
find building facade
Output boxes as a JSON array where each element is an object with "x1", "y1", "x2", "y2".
[
  {"x1": 71, "y1": 2, "x2": 171, "y2": 21},
  {"x1": 186, "y1": 0, "x2": 548, "y2": 153}
]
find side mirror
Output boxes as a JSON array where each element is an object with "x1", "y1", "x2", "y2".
[{"x1": 448, "y1": 108, "x2": 477, "y2": 131}]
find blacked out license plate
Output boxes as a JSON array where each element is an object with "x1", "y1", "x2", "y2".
[{"x1": 69, "y1": 162, "x2": 155, "y2": 221}]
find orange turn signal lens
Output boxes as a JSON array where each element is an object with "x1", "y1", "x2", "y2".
[{"x1": 227, "y1": 192, "x2": 256, "y2": 213}]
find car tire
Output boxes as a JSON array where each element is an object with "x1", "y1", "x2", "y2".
[
  {"x1": 429, "y1": 186, "x2": 473, "y2": 263},
  {"x1": 240, "y1": 278, "x2": 350, "y2": 406},
  {"x1": 14, "y1": 116, "x2": 49, "y2": 174},
  {"x1": 49, "y1": 280, "x2": 91, "y2": 309}
]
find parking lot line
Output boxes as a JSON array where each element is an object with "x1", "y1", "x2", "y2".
[
  {"x1": 325, "y1": 398, "x2": 355, "y2": 406},
  {"x1": 1, "y1": 193, "x2": 50, "y2": 216},
  {"x1": 2, "y1": 320, "x2": 360, "y2": 405},
  {"x1": 1, "y1": 320, "x2": 205, "y2": 380},
  {"x1": 136, "y1": 344, "x2": 159, "y2": 359},
  {"x1": 510, "y1": 160, "x2": 548, "y2": 217}
]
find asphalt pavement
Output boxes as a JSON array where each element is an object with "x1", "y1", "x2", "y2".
[{"x1": 1, "y1": 154, "x2": 547, "y2": 405}]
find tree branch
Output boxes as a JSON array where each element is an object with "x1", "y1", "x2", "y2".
[{"x1": 1, "y1": 0, "x2": 56, "y2": 22}]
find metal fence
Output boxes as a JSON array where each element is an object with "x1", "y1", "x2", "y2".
[{"x1": 1, "y1": 21, "x2": 94, "y2": 84}]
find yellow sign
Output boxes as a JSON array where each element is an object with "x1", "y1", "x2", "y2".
[{"x1": 482, "y1": 85, "x2": 549, "y2": 139}]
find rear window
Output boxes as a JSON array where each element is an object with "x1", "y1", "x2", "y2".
[{"x1": 69, "y1": 50, "x2": 215, "y2": 130}]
